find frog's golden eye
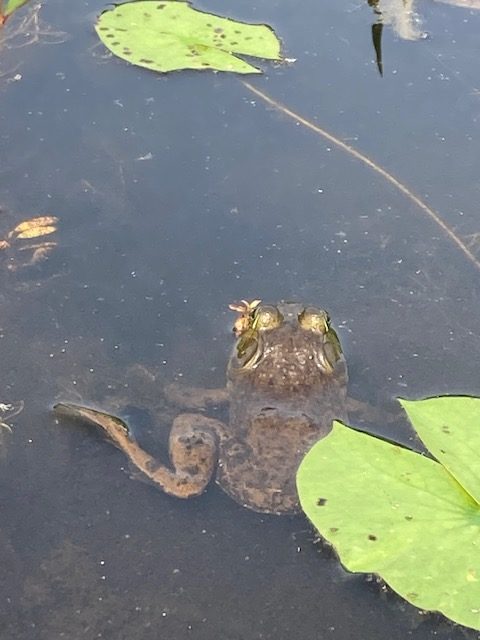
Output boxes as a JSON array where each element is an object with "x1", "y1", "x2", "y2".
[
  {"x1": 237, "y1": 330, "x2": 258, "y2": 359},
  {"x1": 253, "y1": 305, "x2": 284, "y2": 330},
  {"x1": 236, "y1": 331, "x2": 263, "y2": 368},
  {"x1": 317, "y1": 327, "x2": 343, "y2": 373},
  {"x1": 298, "y1": 307, "x2": 330, "y2": 334}
]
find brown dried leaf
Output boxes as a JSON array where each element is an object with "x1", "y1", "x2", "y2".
[
  {"x1": 233, "y1": 315, "x2": 252, "y2": 337},
  {"x1": 16, "y1": 226, "x2": 57, "y2": 240},
  {"x1": 17, "y1": 241, "x2": 57, "y2": 252},
  {"x1": 228, "y1": 299, "x2": 261, "y2": 314},
  {"x1": 229, "y1": 299, "x2": 262, "y2": 337},
  {"x1": 8, "y1": 216, "x2": 59, "y2": 240}
]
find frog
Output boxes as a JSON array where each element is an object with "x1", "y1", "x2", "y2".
[{"x1": 54, "y1": 301, "x2": 348, "y2": 515}]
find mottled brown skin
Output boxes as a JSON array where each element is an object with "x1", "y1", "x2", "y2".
[{"x1": 54, "y1": 302, "x2": 348, "y2": 515}]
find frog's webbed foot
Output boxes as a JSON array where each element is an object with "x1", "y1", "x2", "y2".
[
  {"x1": 346, "y1": 397, "x2": 404, "y2": 427},
  {"x1": 165, "y1": 383, "x2": 228, "y2": 411},
  {"x1": 54, "y1": 403, "x2": 226, "y2": 499}
]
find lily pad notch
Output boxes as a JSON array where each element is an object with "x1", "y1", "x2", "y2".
[
  {"x1": 95, "y1": 0, "x2": 283, "y2": 74},
  {"x1": 296, "y1": 395, "x2": 480, "y2": 632}
]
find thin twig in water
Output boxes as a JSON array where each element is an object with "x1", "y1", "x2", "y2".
[
  {"x1": 1, "y1": 3, "x2": 66, "y2": 49},
  {"x1": 0, "y1": 4, "x2": 67, "y2": 89},
  {"x1": 242, "y1": 81, "x2": 480, "y2": 272}
]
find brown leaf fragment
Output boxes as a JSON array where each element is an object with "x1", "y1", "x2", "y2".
[
  {"x1": 17, "y1": 241, "x2": 57, "y2": 252},
  {"x1": 229, "y1": 299, "x2": 261, "y2": 337},
  {"x1": 228, "y1": 299, "x2": 261, "y2": 314},
  {"x1": 8, "y1": 216, "x2": 59, "y2": 240}
]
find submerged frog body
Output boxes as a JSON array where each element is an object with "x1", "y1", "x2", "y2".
[{"x1": 55, "y1": 302, "x2": 348, "y2": 515}]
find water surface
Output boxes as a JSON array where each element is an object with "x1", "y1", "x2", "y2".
[{"x1": 0, "y1": 0, "x2": 479, "y2": 637}]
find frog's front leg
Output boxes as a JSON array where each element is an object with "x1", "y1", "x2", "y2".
[
  {"x1": 346, "y1": 396, "x2": 404, "y2": 427},
  {"x1": 54, "y1": 403, "x2": 226, "y2": 498},
  {"x1": 165, "y1": 383, "x2": 229, "y2": 411}
]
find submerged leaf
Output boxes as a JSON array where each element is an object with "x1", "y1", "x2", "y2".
[
  {"x1": 8, "y1": 216, "x2": 58, "y2": 240},
  {"x1": 297, "y1": 415, "x2": 480, "y2": 631},
  {"x1": 95, "y1": 0, "x2": 282, "y2": 74},
  {"x1": 14, "y1": 226, "x2": 57, "y2": 240}
]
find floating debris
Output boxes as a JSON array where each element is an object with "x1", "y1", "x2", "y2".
[
  {"x1": 7, "y1": 215, "x2": 58, "y2": 240},
  {"x1": 0, "y1": 214, "x2": 58, "y2": 271},
  {"x1": 229, "y1": 299, "x2": 261, "y2": 336},
  {"x1": 0, "y1": 399, "x2": 24, "y2": 431}
]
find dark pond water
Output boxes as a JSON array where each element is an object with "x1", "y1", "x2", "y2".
[{"x1": 0, "y1": 0, "x2": 479, "y2": 637}]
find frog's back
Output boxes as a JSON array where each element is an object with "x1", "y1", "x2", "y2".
[{"x1": 218, "y1": 392, "x2": 347, "y2": 514}]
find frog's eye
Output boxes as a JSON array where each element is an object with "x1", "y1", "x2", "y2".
[
  {"x1": 323, "y1": 327, "x2": 343, "y2": 367},
  {"x1": 237, "y1": 331, "x2": 257, "y2": 360},
  {"x1": 298, "y1": 307, "x2": 330, "y2": 334},
  {"x1": 236, "y1": 329, "x2": 263, "y2": 368},
  {"x1": 253, "y1": 305, "x2": 283, "y2": 330}
]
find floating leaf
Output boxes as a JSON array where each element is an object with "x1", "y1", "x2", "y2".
[
  {"x1": 2, "y1": 0, "x2": 30, "y2": 18},
  {"x1": 297, "y1": 408, "x2": 480, "y2": 631},
  {"x1": 95, "y1": 0, "x2": 282, "y2": 74},
  {"x1": 229, "y1": 299, "x2": 262, "y2": 336},
  {"x1": 8, "y1": 216, "x2": 58, "y2": 240},
  {"x1": 17, "y1": 227, "x2": 57, "y2": 239},
  {"x1": 14, "y1": 226, "x2": 57, "y2": 240}
]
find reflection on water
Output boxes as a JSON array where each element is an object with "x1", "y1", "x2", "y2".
[
  {"x1": 370, "y1": 0, "x2": 424, "y2": 42},
  {"x1": 0, "y1": 2, "x2": 66, "y2": 81},
  {"x1": 368, "y1": 0, "x2": 425, "y2": 74},
  {"x1": 0, "y1": 0, "x2": 480, "y2": 637}
]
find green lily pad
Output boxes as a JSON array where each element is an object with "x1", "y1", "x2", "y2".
[
  {"x1": 297, "y1": 410, "x2": 480, "y2": 631},
  {"x1": 95, "y1": 0, "x2": 282, "y2": 74},
  {"x1": 2, "y1": 0, "x2": 30, "y2": 18}
]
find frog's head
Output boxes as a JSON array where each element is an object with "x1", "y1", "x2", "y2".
[{"x1": 228, "y1": 301, "x2": 346, "y2": 391}]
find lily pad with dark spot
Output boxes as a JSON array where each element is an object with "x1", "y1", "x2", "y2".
[
  {"x1": 297, "y1": 396, "x2": 480, "y2": 632},
  {"x1": 95, "y1": 0, "x2": 282, "y2": 74}
]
